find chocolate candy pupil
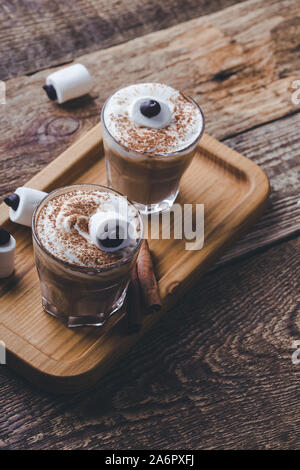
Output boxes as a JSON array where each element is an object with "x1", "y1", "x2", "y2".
[
  {"x1": 101, "y1": 237, "x2": 123, "y2": 249},
  {"x1": 43, "y1": 84, "x2": 57, "y2": 101},
  {"x1": 140, "y1": 100, "x2": 161, "y2": 118},
  {"x1": 0, "y1": 227, "x2": 11, "y2": 246},
  {"x1": 4, "y1": 193, "x2": 20, "y2": 211},
  {"x1": 99, "y1": 225, "x2": 124, "y2": 249}
]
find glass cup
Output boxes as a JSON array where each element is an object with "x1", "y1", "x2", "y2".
[
  {"x1": 32, "y1": 184, "x2": 143, "y2": 328},
  {"x1": 101, "y1": 93, "x2": 205, "y2": 215}
]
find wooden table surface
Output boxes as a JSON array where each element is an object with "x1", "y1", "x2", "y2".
[{"x1": 0, "y1": 0, "x2": 299, "y2": 450}]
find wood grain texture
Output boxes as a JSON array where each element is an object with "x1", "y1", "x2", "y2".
[
  {"x1": 216, "y1": 113, "x2": 300, "y2": 265},
  {"x1": 0, "y1": 0, "x2": 299, "y2": 449},
  {"x1": 0, "y1": 0, "x2": 244, "y2": 80},
  {"x1": 0, "y1": 128, "x2": 269, "y2": 392},
  {"x1": 0, "y1": 0, "x2": 299, "y2": 214},
  {"x1": 0, "y1": 236, "x2": 299, "y2": 449},
  {"x1": 2, "y1": 0, "x2": 300, "y2": 153},
  {"x1": 0, "y1": 0, "x2": 299, "y2": 269}
]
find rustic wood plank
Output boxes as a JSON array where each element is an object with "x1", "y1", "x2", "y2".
[
  {"x1": 0, "y1": 0, "x2": 244, "y2": 80},
  {"x1": 216, "y1": 193, "x2": 300, "y2": 266},
  {"x1": 216, "y1": 113, "x2": 300, "y2": 265},
  {"x1": 0, "y1": 235, "x2": 299, "y2": 449},
  {"x1": 0, "y1": 0, "x2": 298, "y2": 449}
]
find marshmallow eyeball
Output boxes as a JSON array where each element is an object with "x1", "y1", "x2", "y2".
[
  {"x1": 130, "y1": 97, "x2": 172, "y2": 129},
  {"x1": 89, "y1": 212, "x2": 134, "y2": 253},
  {"x1": 4, "y1": 187, "x2": 47, "y2": 227},
  {"x1": 44, "y1": 64, "x2": 93, "y2": 104}
]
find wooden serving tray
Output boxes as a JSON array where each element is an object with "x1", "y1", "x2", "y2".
[{"x1": 0, "y1": 125, "x2": 269, "y2": 393}]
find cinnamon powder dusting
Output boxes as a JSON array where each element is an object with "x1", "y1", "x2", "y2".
[
  {"x1": 104, "y1": 83, "x2": 203, "y2": 155},
  {"x1": 35, "y1": 190, "x2": 140, "y2": 268}
]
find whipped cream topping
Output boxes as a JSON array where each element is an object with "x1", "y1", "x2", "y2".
[
  {"x1": 103, "y1": 83, "x2": 204, "y2": 155},
  {"x1": 35, "y1": 189, "x2": 141, "y2": 268}
]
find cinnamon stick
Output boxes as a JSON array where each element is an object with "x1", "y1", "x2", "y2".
[
  {"x1": 136, "y1": 239, "x2": 162, "y2": 313},
  {"x1": 126, "y1": 262, "x2": 143, "y2": 333}
]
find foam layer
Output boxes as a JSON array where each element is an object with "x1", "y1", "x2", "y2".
[
  {"x1": 35, "y1": 189, "x2": 141, "y2": 268},
  {"x1": 103, "y1": 83, "x2": 204, "y2": 155}
]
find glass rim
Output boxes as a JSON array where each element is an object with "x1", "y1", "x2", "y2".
[
  {"x1": 32, "y1": 183, "x2": 144, "y2": 273},
  {"x1": 101, "y1": 85, "x2": 205, "y2": 158}
]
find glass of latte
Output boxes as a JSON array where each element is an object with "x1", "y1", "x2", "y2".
[
  {"x1": 32, "y1": 184, "x2": 143, "y2": 327},
  {"x1": 101, "y1": 83, "x2": 205, "y2": 214}
]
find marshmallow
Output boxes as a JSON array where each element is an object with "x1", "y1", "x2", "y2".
[
  {"x1": 89, "y1": 211, "x2": 134, "y2": 253},
  {"x1": 130, "y1": 97, "x2": 172, "y2": 129},
  {"x1": 0, "y1": 228, "x2": 16, "y2": 278},
  {"x1": 43, "y1": 64, "x2": 93, "y2": 104},
  {"x1": 4, "y1": 187, "x2": 47, "y2": 227}
]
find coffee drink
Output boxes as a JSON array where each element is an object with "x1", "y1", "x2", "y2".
[
  {"x1": 101, "y1": 83, "x2": 204, "y2": 214},
  {"x1": 32, "y1": 184, "x2": 143, "y2": 327}
]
